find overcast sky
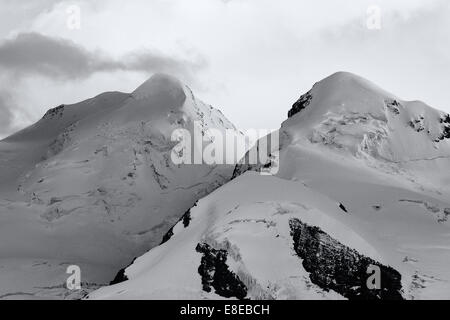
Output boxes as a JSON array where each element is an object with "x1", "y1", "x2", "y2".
[{"x1": 0, "y1": 0, "x2": 449, "y2": 138}]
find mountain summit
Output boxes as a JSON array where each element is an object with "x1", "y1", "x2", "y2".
[
  {"x1": 0, "y1": 73, "x2": 242, "y2": 299},
  {"x1": 286, "y1": 71, "x2": 450, "y2": 162},
  {"x1": 132, "y1": 73, "x2": 186, "y2": 102}
]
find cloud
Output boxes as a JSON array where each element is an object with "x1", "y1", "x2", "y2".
[
  {"x1": 0, "y1": 0, "x2": 448, "y2": 139},
  {"x1": 0, "y1": 32, "x2": 205, "y2": 81},
  {"x1": 0, "y1": 31, "x2": 207, "y2": 138},
  {"x1": 0, "y1": 92, "x2": 16, "y2": 136}
]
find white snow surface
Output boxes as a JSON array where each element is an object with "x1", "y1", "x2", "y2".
[{"x1": 89, "y1": 72, "x2": 450, "y2": 300}]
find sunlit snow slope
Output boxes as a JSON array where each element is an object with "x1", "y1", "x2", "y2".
[
  {"x1": 90, "y1": 72, "x2": 450, "y2": 300},
  {"x1": 0, "y1": 74, "x2": 242, "y2": 299}
]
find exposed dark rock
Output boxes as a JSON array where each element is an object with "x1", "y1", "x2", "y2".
[
  {"x1": 182, "y1": 209, "x2": 191, "y2": 228},
  {"x1": 339, "y1": 203, "x2": 348, "y2": 213},
  {"x1": 444, "y1": 114, "x2": 450, "y2": 124},
  {"x1": 160, "y1": 202, "x2": 197, "y2": 245},
  {"x1": 443, "y1": 126, "x2": 450, "y2": 139},
  {"x1": 289, "y1": 218, "x2": 403, "y2": 300},
  {"x1": 408, "y1": 116, "x2": 425, "y2": 133},
  {"x1": 439, "y1": 208, "x2": 450, "y2": 223},
  {"x1": 109, "y1": 257, "x2": 137, "y2": 285},
  {"x1": 196, "y1": 243, "x2": 247, "y2": 299},
  {"x1": 43, "y1": 105, "x2": 65, "y2": 120},
  {"x1": 160, "y1": 226, "x2": 174, "y2": 245},
  {"x1": 385, "y1": 99, "x2": 401, "y2": 115},
  {"x1": 288, "y1": 91, "x2": 313, "y2": 118},
  {"x1": 436, "y1": 114, "x2": 450, "y2": 141}
]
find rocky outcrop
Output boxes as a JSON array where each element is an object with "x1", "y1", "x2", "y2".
[
  {"x1": 289, "y1": 218, "x2": 403, "y2": 300},
  {"x1": 436, "y1": 114, "x2": 450, "y2": 141},
  {"x1": 42, "y1": 104, "x2": 65, "y2": 120},
  {"x1": 196, "y1": 243, "x2": 247, "y2": 299},
  {"x1": 288, "y1": 91, "x2": 313, "y2": 118},
  {"x1": 408, "y1": 116, "x2": 426, "y2": 133},
  {"x1": 160, "y1": 202, "x2": 197, "y2": 245},
  {"x1": 109, "y1": 258, "x2": 137, "y2": 285},
  {"x1": 385, "y1": 99, "x2": 401, "y2": 115}
]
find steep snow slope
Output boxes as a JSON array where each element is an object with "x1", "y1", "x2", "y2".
[
  {"x1": 90, "y1": 72, "x2": 450, "y2": 300},
  {"x1": 0, "y1": 74, "x2": 243, "y2": 299}
]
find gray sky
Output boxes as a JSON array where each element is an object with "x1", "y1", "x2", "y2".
[{"x1": 0, "y1": 0, "x2": 449, "y2": 138}]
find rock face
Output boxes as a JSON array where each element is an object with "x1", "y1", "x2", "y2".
[
  {"x1": 42, "y1": 104, "x2": 65, "y2": 120},
  {"x1": 109, "y1": 258, "x2": 136, "y2": 285},
  {"x1": 436, "y1": 114, "x2": 450, "y2": 141},
  {"x1": 289, "y1": 219, "x2": 403, "y2": 300},
  {"x1": 287, "y1": 91, "x2": 313, "y2": 118},
  {"x1": 196, "y1": 243, "x2": 248, "y2": 299},
  {"x1": 160, "y1": 204, "x2": 195, "y2": 245}
]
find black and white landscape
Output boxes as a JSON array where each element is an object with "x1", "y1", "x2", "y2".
[
  {"x1": 0, "y1": 1, "x2": 449, "y2": 301},
  {"x1": 1, "y1": 71, "x2": 449, "y2": 300}
]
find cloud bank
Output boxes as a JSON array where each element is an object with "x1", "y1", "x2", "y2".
[{"x1": 0, "y1": 32, "x2": 205, "y2": 80}]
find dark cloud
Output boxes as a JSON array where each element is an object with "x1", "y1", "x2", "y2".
[{"x1": 0, "y1": 32, "x2": 205, "y2": 80}]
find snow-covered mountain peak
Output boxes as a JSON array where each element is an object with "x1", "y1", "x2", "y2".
[
  {"x1": 0, "y1": 74, "x2": 243, "y2": 299},
  {"x1": 284, "y1": 72, "x2": 450, "y2": 164},
  {"x1": 287, "y1": 71, "x2": 397, "y2": 120},
  {"x1": 89, "y1": 72, "x2": 450, "y2": 301},
  {"x1": 131, "y1": 73, "x2": 186, "y2": 105}
]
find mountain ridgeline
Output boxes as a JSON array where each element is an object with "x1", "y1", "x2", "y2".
[{"x1": 89, "y1": 72, "x2": 450, "y2": 300}]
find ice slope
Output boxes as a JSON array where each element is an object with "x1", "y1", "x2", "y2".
[
  {"x1": 90, "y1": 72, "x2": 450, "y2": 300},
  {"x1": 0, "y1": 73, "x2": 243, "y2": 299}
]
